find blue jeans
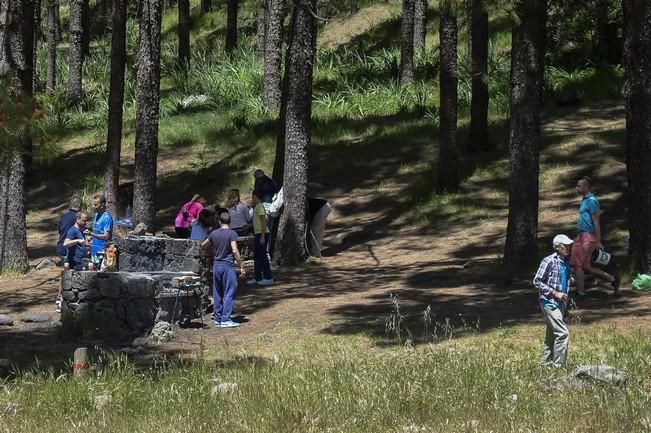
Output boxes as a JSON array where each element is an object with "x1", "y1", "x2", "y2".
[
  {"x1": 254, "y1": 233, "x2": 272, "y2": 281},
  {"x1": 213, "y1": 263, "x2": 238, "y2": 323}
]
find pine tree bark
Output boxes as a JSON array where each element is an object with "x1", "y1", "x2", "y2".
[
  {"x1": 45, "y1": 0, "x2": 56, "y2": 93},
  {"x1": 624, "y1": 0, "x2": 651, "y2": 273},
  {"x1": 351, "y1": 0, "x2": 358, "y2": 15},
  {"x1": 255, "y1": 1, "x2": 266, "y2": 58},
  {"x1": 263, "y1": 0, "x2": 283, "y2": 110},
  {"x1": 32, "y1": 0, "x2": 40, "y2": 90},
  {"x1": 503, "y1": 0, "x2": 547, "y2": 266},
  {"x1": 133, "y1": 0, "x2": 162, "y2": 231},
  {"x1": 103, "y1": 0, "x2": 127, "y2": 214},
  {"x1": 81, "y1": 0, "x2": 89, "y2": 57},
  {"x1": 413, "y1": 0, "x2": 426, "y2": 53},
  {"x1": 466, "y1": 0, "x2": 489, "y2": 152},
  {"x1": 53, "y1": 0, "x2": 60, "y2": 41},
  {"x1": 177, "y1": 0, "x2": 190, "y2": 67},
  {"x1": 225, "y1": 0, "x2": 238, "y2": 53},
  {"x1": 66, "y1": 0, "x2": 84, "y2": 104},
  {"x1": 438, "y1": 0, "x2": 458, "y2": 192},
  {"x1": 0, "y1": 0, "x2": 30, "y2": 273},
  {"x1": 273, "y1": 0, "x2": 316, "y2": 266},
  {"x1": 21, "y1": 0, "x2": 34, "y2": 175},
  {"x1": 399, "y1": 0, "x2": 415, "y2": 85},
  {"x1": 200, "y1": 0, "x2": 210, "y2": 13}
]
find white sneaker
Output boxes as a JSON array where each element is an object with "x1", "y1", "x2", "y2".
[
  {"x1": 257, "y1": 278, "x2": 274, "y2": 286},
  {"x1": 246, "y1": 278, "x2": 259, "y2": 285}
]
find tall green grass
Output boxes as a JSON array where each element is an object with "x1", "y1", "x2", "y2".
[{"x1": 2, "y1": 328, "x2": 650, "y2": 433}]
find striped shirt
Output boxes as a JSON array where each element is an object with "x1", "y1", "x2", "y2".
[{"x1": 533, "y1": 253, "x2": 570, "y2": 309}]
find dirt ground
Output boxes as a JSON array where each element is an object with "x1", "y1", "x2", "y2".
[{"x1": 2, "y1": 101, "x2": 650, "y2": 368}]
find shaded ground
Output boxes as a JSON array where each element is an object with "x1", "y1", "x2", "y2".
[{"x1": 2, "y1": 100, "x2": 650, "y2": 371}]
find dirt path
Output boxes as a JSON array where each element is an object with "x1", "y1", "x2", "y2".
[{"x1": 2, "y1": 101, "x2": 650, "y2": 366}]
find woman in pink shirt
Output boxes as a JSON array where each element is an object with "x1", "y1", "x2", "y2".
[{"x1": 174, "y1": 194, "x2": 206, "y2": 238}]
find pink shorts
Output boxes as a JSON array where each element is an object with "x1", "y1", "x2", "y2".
[{"x1": 570, "y1": 232, "x2": 597, "y2": 270}]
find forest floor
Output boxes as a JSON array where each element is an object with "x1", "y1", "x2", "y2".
[{"x1": 1, "y1": 99, "x2": 650, "y2": 368}]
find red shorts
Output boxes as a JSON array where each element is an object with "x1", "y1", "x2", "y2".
[{"x1": 570, "y1": 232, "x2": 597, "y2": 270}]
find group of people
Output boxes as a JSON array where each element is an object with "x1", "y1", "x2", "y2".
[
  {"x1": 55, "y1": 194, "x2": 114, "y2": 309},
  {"x1": 534, "y1": 176, "x2": 620, "y2": 368}
]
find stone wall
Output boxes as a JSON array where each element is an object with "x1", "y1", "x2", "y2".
[
  {"x1": 61, "y1": 271, "x2": 158, "y2": 340},
  {"x1": 117, "y1": 236, "x2": 202, "y2": 273},
  {"x1": 61, "y1": 271, "x2": 209, "y2": 341}
]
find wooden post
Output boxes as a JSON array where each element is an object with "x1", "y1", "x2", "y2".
[{"x1": 72, "y1": 347, "x2": 89, "y2": 377}]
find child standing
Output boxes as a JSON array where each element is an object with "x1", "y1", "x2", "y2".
[
  {"x1": 533, "y1": 234, "x2": 573, "y2": 367},
  {"x1": 248, "y1": 190, "x2": 274, "y2": 286}
]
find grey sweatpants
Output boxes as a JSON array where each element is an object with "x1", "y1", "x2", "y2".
[{"x1": 540, "y1": 304, "x2": 569, "y2": 367}]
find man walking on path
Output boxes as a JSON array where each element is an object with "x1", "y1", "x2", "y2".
[
  {"x1": 56, "y1": 196, "x2": 82, "y2": 262},
  {"x1": 201, "y1": 211, "x2": 246, "y2": 328},
  {"x1": 534, "y1": 234, "x2": 573, "y2": 368},
  {"x1": 571, "y1": 176, "x2": 618, "y2": 296}
]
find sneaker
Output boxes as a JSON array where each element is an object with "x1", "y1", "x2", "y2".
[
  {"x1": 214, "y1": 321, "x2": 220, "y2": 328},
  {"x1": 257, "y1": 278, "x2": 274, "y2": 286},
  {"x1": 220, "y1": 320, "x2": 240, "y2": 328},
  {"x1": 246, "y1": 278, "x2": 259, "y2": 285}
]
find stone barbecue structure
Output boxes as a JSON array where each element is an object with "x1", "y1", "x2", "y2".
[{"x1": 60, "y1": 236, "x2": 210, "y2": 341}]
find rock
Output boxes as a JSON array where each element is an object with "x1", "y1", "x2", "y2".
[
  {"x1": 98, "y1": 278, "x2": 121, "y2": 299},
  {"x1": 150, "y1": 321, "x2": 174, "y2": 343},
  {"x1": 0, "y1": 314, "x2": 13, "y2": 326},
  {"x1": 132, "y1": 336, "x2": 149, "y2": 347},
  {"x1": 63, "y1": 290, "x2": 77, "y2": 301},
  {"x1": 258, "y1": 332, "x2": 273, "y2": 342},
  {"x1": 73, "y1": 302, "x2": 91, "y2": 321},
  {"x1": 21, "y1": 313, "x2": 52, "y2": 323},
  {"x1": 130, "y1": 223, "x2": 148, "y2": 236},
  {"x1": 35, "y1": 258, "x2": 56, "y2": 271},
  {"x1": 126, "y1": 275, "x2": 156, "y2": 298},
  {"x1": 210, "y1": 382, "x2": 238, "y2": 396},
  {"x1": 78, "y1": 288, "x2": 101, "y2": 302},
  {"x1": 292, "y1": 320, "x2": 305, "y2": 328},
  {"x1": 93, "y1": 394, "x2": 112, "y2": 411},
  {"x1": 571, "y1": 364, "x2": 628, "y2": 386}
]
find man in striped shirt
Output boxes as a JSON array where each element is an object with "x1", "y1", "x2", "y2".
[{"x1": 533, "y1": 234, "x2": 573, "y2": 367}]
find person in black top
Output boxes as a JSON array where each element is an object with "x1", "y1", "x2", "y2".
[
  {"x1": 56, "y1": 196, "x2": 82, "y2": 262},
  {"x1": 253, "y1": 169, "x2": 279, "y2": 203}
]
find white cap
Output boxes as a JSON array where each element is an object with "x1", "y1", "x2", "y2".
[{"x1": 553, "y1": 234, "x2": 574, "y2": 247}]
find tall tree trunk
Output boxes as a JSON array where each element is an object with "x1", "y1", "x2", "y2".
[
  {"x1": 263, "y1": 0, "x2": 283, "y2": 110},
  {"x1": 438, "y1": 0, "x2": 458, "y2": 192},
  {"x1": 200, "y1": 0, "x2": 210, "y2": 13},
  {"x1": 66, "y1": 0, "x2": 83, "y2": 104},
  {"x1": 21, "y1": 0, "x2": 34, "y2": 175},
  {"x1": 177, "y1": 0, "x2": 190, "y2": 68},
  {"x1": 399, "y1": 0, "x2": 415, "y2": 85},
  {"x1": 45, "y1": 0, "x2": 56, "y2": 93},
  {"x1": 466, "y1": 0, "x2": 489, "y2": 152},
  {"x1": 351, "y1": 0, "x2": 358, "y2": 15},
  {"x1": 503, "y1": 0, "x2": 547, "y2": 266},
  {"x1": 53, "y1": 0, "x2": 60, "y2": 41},
  {"x1": 255, "y1": 1, "x2": 266, "y2": 58},
  {"x1": 0, "y1": 0, "x2": 30, "y2": 273},
  {"x1": 103, "y1": 0, "x2": 127, "y2": 215},
  {"x1": 273, "y1": 0, "x2": 316, "y2": 267},
  {"x1": 624, "y1": 0, "x2": 651, "y2": 273},
  {"x1": 32, "y1": 0, "x2": 40, "y2": 90},
  {"x1": 413, "y1": 0, "x2": 426, "y2": 53},
  {"x1": 225, "y1": 0, "x2": 238, "y2": 53},
  {"x1": 132, "y1": 0, "x2": 162, "y2": 231},
  {"x1": 81, "y1": 0, "x2": 89, "y2": 57}
]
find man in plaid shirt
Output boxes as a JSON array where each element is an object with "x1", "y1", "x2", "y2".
[{"x1": 533, "y1": 234, "x2": 573, "y2": 367}]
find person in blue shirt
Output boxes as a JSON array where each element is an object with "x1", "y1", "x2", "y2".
[
  {"x1": 533, "y1": 234, "x2": 573, "y2": 368},
  {"x1": 85, "y1": 194, "x2": 113, "y2": 257},
  {"x1": 63, "y1": 212, "x2": 88, "y2": 268},
  {"x1": 56, "y1": 196, "x2": 82, "y2": 262},
  {"x1": 570, "y1": 176, "x2": 618, "y2": 297}
]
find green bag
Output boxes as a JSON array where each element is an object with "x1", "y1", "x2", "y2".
[{"x1": 632, "y1": 274, "x2": 651, "y2": 292}]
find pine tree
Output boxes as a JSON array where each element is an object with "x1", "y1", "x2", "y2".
[
  {"x1": 504, "y1": 0, "x2": 547, "y2": 266},
  {"x1": 399, "y1": 0, "x2": 415, "y2": 85},
  {"x1": 466, "y1": 0, "x2": 489, "y2": 152}
]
